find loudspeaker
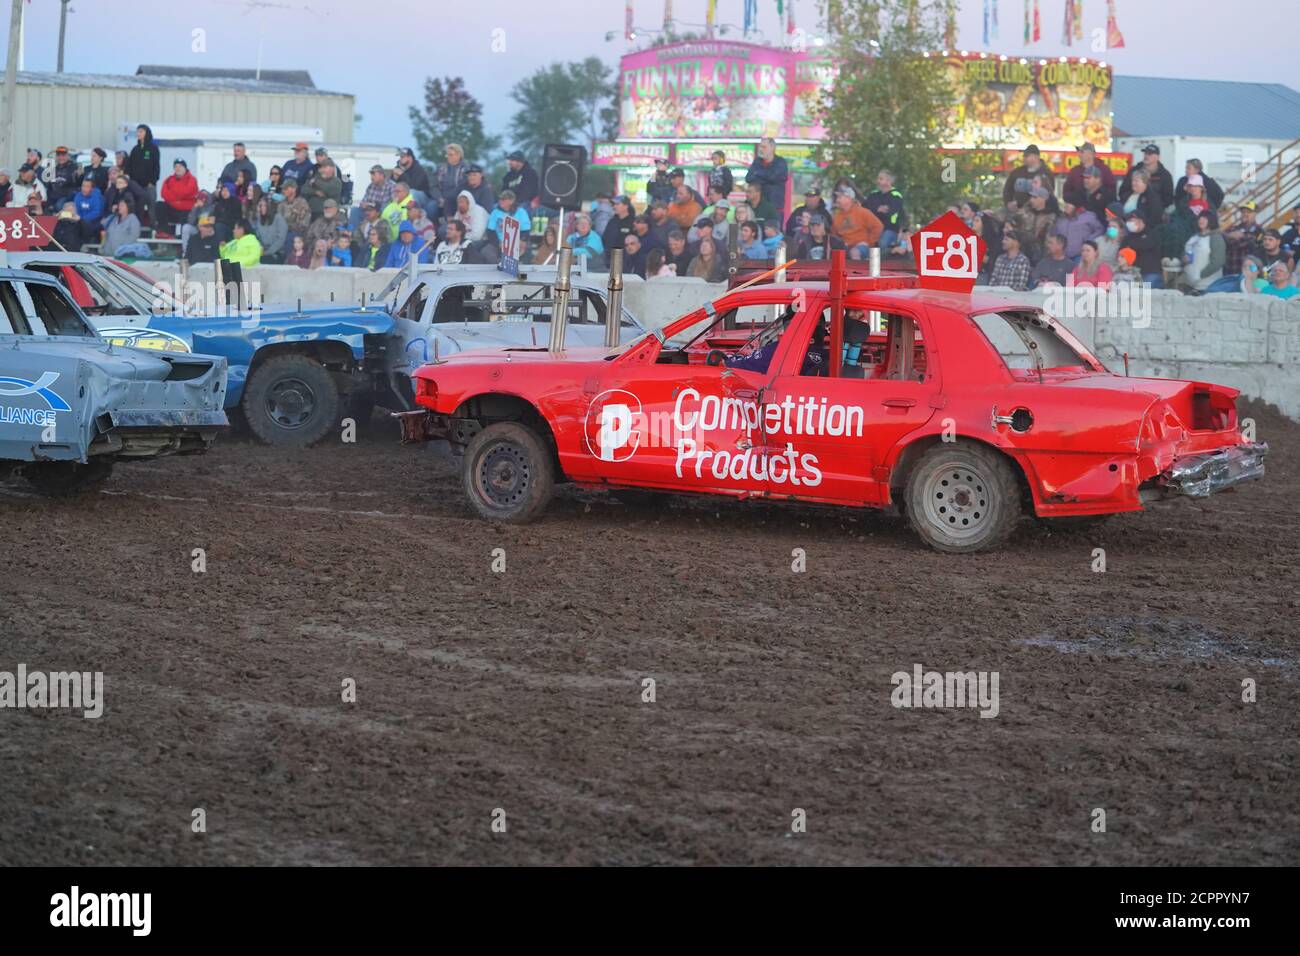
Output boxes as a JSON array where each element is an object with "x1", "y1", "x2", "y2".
[{"x1": 540, "y1": 144, "x2": 587, "y2": 211}]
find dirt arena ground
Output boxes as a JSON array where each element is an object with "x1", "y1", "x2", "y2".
[{"x1": 2, "y1": 401, "x2": 1297, "y2": 866}]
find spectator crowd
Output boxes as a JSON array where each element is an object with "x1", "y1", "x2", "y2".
[
  {"x1": 965, "y1": 143, "x2": 1299, "y2": 298},
  {"x1": 3, "y1": 127, "x2": 1296, "y2": 297}
]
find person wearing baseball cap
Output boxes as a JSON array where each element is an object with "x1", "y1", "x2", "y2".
[
  {"x1": 464, "y1": 163, "x2": 494, "y2": 211},
  {"x1": 1003, "y1": 144, "x2": 1055, "y2": 212},
  {"x1": 1222, "y1": 200, "x2": 1263, "y2": 276},
  {"x1": 1121, "y1": 143, "x2": 1174, "y2": 212},
  {"x1": 185, "y1": 214, "x2": 221, "y2": 265},
  {"x1": 601, "y1": 194, "x2": 636, "y2": 253},
  {"x1": 784, "y1": 185, "x2": 831, "y2": 243},
  {"x1": 393, "y1": 146, "x2": 431, "y2": 199},
  {"x1": 669, "y1": 167, "x2": 705, "y2": 207},
  {"x1": 282, "y1": 142, "x2": 315, "y2": 185},
  {"x1": 500, "y1": 149, "x2": 539, "y2": 209},
  {"x1": 1063, "y1": 143, "x2": 1116, "y2": 209},
  {"x1": 352, "y1": 164, "x2": 394, "y2": 230},
  {"x1": 46, "y1": 145, "x2": 81, "y2": 210},
  {"x1": 645, "y1": 154, "x2": 675, "y2": 205}
]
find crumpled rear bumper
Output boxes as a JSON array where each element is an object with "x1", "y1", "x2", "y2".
[{"x1": 1145, "y1": 442, "x2": 1268, "y2": 500}]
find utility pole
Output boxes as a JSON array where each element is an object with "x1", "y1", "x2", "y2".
[
  {"x1": 57, "y1": 0, "x2": 71, "y2": 72},
  {"x1": 0, "y1": 0, "x2": 23, "y2": 174}
]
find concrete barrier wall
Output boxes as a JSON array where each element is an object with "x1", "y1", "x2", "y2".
[{"x1": 131, "y1": 262, "x2": 1300, "y2": 420}]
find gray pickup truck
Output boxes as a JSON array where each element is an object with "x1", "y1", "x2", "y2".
[{"x1": 0, "y1": 266, "x2": 228, "y2": 496}]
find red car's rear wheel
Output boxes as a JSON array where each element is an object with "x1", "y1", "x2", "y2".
[{"x1": 905, "y1": 443, "x2": 1021, "y2": 554}]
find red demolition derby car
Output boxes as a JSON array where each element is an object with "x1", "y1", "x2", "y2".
[{"x1": 397, "y1": 221, "x2": 1266, "y2": 554}]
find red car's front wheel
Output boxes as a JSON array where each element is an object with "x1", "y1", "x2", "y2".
[
  {"x1": 462, "y1": 422, "x2": 555, "y2": 523},
  {"x1": 905, "y1": 443, "x2": 1022, "y2": 554}
]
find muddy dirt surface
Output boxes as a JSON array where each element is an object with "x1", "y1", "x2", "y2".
[{"x1": 2, "y1": 402, "x2": 1298, "y2": 866}]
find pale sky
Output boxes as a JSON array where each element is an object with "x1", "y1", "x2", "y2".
[{"x1": 6, "y1": 0, "x2": 1294, "y2": 148}]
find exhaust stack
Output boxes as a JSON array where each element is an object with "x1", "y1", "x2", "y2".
[
  {"x1": 548, "y1": 247, "x2": 574, "y2": 352},
  {"x1": 605, "y1": 248, "x2": 624, "y2": 349}
]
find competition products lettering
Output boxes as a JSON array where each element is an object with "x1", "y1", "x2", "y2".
[{"x1": 586, "y1": 388, "x2": 868, "y2": 488}]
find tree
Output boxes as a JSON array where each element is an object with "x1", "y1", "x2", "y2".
[
  {"x1": 408, "y1": 76, "x2": 500, "y2": 167},
  {"x1": 817, "y1": 0, "x2": 973, "y2": 222},
  {"x1": 507, "y1": 58, "x2": 618, "y2": 160}
]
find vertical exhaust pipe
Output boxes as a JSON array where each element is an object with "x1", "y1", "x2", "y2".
[
  {"x1": 605, "y1": 248, "x2": 624, "y2": 349},
  {"x1": 773, "y1": 240, "x2": 788, "y2": 322},
  {"x1": 548, "y1": 247, "x2": 574, "y2": 352}
]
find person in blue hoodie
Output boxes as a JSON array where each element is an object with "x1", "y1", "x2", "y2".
[
  {"x1": 328, "y1": 227, "x2": 354, "y2": 268},
  {"x1": 73, "y1": 178, "x2": 106, "y2": 244},
  {"x1": 383, "y1": 221, "x2": 430, "y2": 269}
]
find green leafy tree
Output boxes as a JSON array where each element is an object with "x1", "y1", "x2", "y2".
[
  {"x1": 818, "y1": 0, "x2": 973, "y2": 222},
  {"x1": 409, "y1": 76, "x2": 500, "y2": 166},
  {"x1": 507, "y1": 57, "x2": 618, "y2": 160}
]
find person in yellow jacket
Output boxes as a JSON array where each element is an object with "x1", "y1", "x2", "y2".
[
  {"x1": 382, "y1": 182, "x2": 417, "y2": 234},
  {"x1": 219, "y1": 218, "x2": 264, "y2": 267}
]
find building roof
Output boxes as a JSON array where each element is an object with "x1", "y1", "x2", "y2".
[
  {"x1": 1114, "y1": 75, "x2": 1300, "y2": 141},
  {"x1": 136, "y1": 65, "x2": 316, "y2": 88},
  {"x1": 16, "y1": 69, "x2": 348, "y2": 98}
]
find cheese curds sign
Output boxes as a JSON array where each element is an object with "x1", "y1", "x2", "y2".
[{"x1": 940, "y1": 52, "x2": 1114, "y2": 151}]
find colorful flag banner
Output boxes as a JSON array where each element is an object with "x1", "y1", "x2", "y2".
[
  {"x1": 945, "y1": 0, "x2": 958, "y2": 48},
  {"x1": 626, "y1": 0, "x2": 635, "y2": 40},
  {"x1": 992, "y1": 0, "x2": 1000, "y2": 39},
  {"x1": 744, "y1": 0, "x2": 756, "y2": 35},
  {"x1": 788, "y1": 0, "x2": 796, "y2": 35},
  {"x1": 663, "y1": 0, "x2": 673, "y2": 30},
  {"x1": 1033, "y1": 0, "x2": 1042, "y2": 42},
  {"x1": 706, "y1": 0, "x2": 716, "y2": 37},
  {"x1": 1106, "y1": 0, "x2": 1126, "y2": 48}
]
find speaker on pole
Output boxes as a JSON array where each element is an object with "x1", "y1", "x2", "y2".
[{"x1": 540, "y1": 144, "x2": 587, "y2": 211}]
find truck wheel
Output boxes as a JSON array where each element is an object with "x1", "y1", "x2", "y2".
[
  {"x1": 24, "y1": 460, "x2": 114, "y2": 497},
  {"x1": 242, "y1": 354, "x2": 341, "y2": 448},
  {"x1": 905, "y1": 443, "x2": 1021, "y2": 554},
  {"x1": 462, "y1": 422, "x2": 554, "y2": 523}
]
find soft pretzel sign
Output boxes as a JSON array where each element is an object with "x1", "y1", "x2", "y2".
[
  {"x1": 910, "y1": 211, "x2": 986, "y2": 294},
  {"x1": 0, "y1": 209, "x2": 56, "y2": 251}
]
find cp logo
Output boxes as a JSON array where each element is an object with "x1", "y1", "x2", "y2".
[{"x1": 584, "y1": 389, "x2": 641, "y2": 462}]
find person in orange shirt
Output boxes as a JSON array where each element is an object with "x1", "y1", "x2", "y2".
[
  {"x1": 831, "y1": 188, "x2": 884, "y2": 260},
  {"x1": 668, "y1": 184, "x2": 703, "y2": 230}
]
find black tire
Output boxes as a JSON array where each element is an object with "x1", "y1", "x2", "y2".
[
  {"x1": 1038, "y1": 514, "x2": 1113, "y2": 533},
  {"x1": 241, "y1": 354, "x2": 341, "y2": 448},
  {"x1": 24, "y1": 459, "x2": 114, "y2": 497},
  {"x1": 904, "y1": 442, "x2": 1022, "y2": 554},
  {"x1": 462, "y1": 422, "x2": 554, "y2": 523}
]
